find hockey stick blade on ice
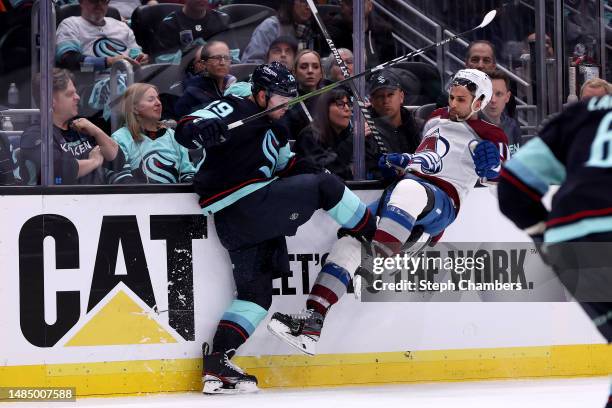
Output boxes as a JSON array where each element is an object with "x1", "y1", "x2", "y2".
[
  {"x1": 227, "y1": 10, "x2": 497, "y2": 130},
  {"x1": 306, "y1": 0, "x2": 387, "y2": 154}
]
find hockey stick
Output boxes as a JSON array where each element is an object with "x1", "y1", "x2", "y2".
[
  {"x1": 305, "y1": 0, "x2": 387, "y2": 154},
  {"x1": 227, "y1": 10, "x2": 497, "y2": 130}
]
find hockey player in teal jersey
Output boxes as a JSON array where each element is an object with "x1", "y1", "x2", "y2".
[
  {"x1": 174, "y1": 61, "x2": 377, "y2": 394},
  {"x1": 109, "y1": 83, "x2": 196, "y2": 184}
]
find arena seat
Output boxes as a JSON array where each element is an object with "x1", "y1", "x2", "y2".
[
  {"x1": 393, "y1": 62, "x2": 445, "y2": 106},
  {"x1": 227, "y1": 0, "x2": 279, "y2": 10},
  {"x1": 214, "y1": 4, "x2": 276, "y2": 59},
  {"x1": 317, "y1": 4, "x2": 341, "y2": 21},
  {"x1": 56, "y1": 3, "x2": 121, "y2": 26},
  {"x1": 129, "y1": 4, "x2": 182, "y2": 56},
  {"x1": 229, "y1": 63, "x2": 257, "y2": 82},
  {"x1": 413, "y1": 103, "x2": 437, "y2": 122}
]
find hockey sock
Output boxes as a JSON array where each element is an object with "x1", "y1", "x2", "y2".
[
  {"x1": 307, "y1": 261, "x2": 351, "y2": 317},
  {"x1": 374, "y1": 205, "x2": 415, "y2": 256},
  {"x1": 212, "y1": 299, "x2": 268, "y2": 353},
  {"x1": 326, "y1": 186, "x2": 371, "y2": 233}
]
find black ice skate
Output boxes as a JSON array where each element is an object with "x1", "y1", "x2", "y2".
[
  {"x1": 202, "y1": 348, "x2": 258, "y2": 394},
  {"x1": 267, "y1": 309, "x2": 323, "y2": 356}
]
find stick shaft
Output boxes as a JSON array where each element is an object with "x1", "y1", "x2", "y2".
[{"x1": 227, "y1": 14, "x2": 496, "y2": 130}]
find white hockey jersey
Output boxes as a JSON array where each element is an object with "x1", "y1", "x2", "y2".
[
  {"x1": 406, "y1": 107, "x2": 509, "y2": 211},
  {"x1": 56, "y1": 16, "x2": 140, "y2": 61}
]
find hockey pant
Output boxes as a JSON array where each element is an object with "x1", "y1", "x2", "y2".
[
  {"x1": 210, "y1": 173, "x2": 375, "y2": 353},
  {"x1": 307, "y1": 175, "x2": 456, "y2": 316}
]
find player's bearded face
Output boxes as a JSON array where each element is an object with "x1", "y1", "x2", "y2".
[
  {"x1": 266, "y1": 94, "x2": 292, "y2": 120},
  {"x1": 448, "y1": 85, "x2": 477, "y2": 121}
]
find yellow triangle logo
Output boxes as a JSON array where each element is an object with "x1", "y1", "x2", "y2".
[{"x1": 65, "y1": 289, "x2": 177, "y2": 347}]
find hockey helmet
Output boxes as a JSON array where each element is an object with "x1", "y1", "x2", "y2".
[
  {"x1": 251, "y1": 61, "x2": 298, "y2": 98},
  {"x1": 449, "y1": 69, "x2": 492, "y2": 110}
]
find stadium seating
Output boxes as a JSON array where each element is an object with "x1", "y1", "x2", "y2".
[
  {"x1": 229, "y1": 63, "x2": 258, "y2": 82},
  {"x1": 413, "y1": 103, "x2": 437, "y2": 122},
  {"x1": 129, "y1": 3, "x2": 182, "y2": 56},
  {"x1": 317, "y1": 4, "x2": 341, "y2": 21},
  {"x1": 393, "y1": 62, "x2": 445, "y2": 106},
  {"x1": 213, "y1": 4, "x2": 276, "y2": 59}
]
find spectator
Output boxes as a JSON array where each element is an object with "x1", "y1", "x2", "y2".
[
  {"x1": 325, "y1": 0, "x2": 394, "y2": 68},
  {"x1": 174, "y1": 40, "x2": 236, "y2": 118},
  {"x1": 183, "y1": 43, "x2": 207, "y2": 81},
  {"x1": 323, "y1": 48, "x2": 353, "y2": 81},
  {"x1": 295, "y1": 87, "x2": 354, "y2": 180},
  {"x1": 580, "y1": 78, "x2": 612, "y2": 100},
  {"x1": 465, "y1": 40, "x2": 496, "y2": 74},
  {"x1": 485, "y1": 69, "x2": 522, "y2": 156},
  {"x1": 56, "y1": 0, "x2": 149, "y2": 72},
  {"x1": 465, "y1": 39, "x2": 516, "y2": 119},
  {"x1": 155, "y1": 0, "x2": 228, "y2": 58},
  {"x1": 266, "y1": 35, "x2": 298, "y2": 70},
  {"x1": 110, "y1": 83, "x2": 195, "y2": 183},
  {"x1": 20, "y1": 69, "x2": 124, "y2": 185},
  {"x1": 241, "y1": 0, "x2": 319, "y2": 64},
  {"x1": 524, "y1": 32, "x2": 555, "y2": 58},
  {"x1": 283, "y1": 49, "x2": 329, "y2": 138},
  {"x1": 366, "y1": 69, "x2": 421, "y2": 179}
]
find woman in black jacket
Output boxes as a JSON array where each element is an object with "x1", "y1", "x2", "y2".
[{"x1": 295, "y1": 87, "x2": 354, "y2": 180}]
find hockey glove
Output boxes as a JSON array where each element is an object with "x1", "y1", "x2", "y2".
[
  {"x1": 470, "y1": 140, "x2": 500, "y2": 179},
  {"x1": 192, "y1": 117, "x2": 228, "y2": 149},
  {"x1": 378, "y1": 153, "x2": 412, "y2": 179}
]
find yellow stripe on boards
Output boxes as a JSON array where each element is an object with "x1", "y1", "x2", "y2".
[{"x1": 0, "y1": 344, "x2": 609, "y2": 397}]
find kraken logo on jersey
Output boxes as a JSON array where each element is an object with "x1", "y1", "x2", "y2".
[
  {"x1": 412, "y1": 129, "x2": 450, "y2": 175},
  {"x1": 93, "y1": 37, "x2": 128, "y2": 57},
  {"x1": 140, "y1": 151, "x2": 180, "y2": 183},
  {"x1": 259, "y1": 130, "x2": 280, "y2": 178}
]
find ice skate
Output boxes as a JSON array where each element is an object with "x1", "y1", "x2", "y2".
[
  {"x1": 267, "y1": 309, "x2": 323, "y2": 356},
  {"x1": 202, "y1": 348, "x2": 258, "y2": 394}
]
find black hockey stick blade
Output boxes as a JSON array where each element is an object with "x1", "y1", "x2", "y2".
[{"x1": 227, "y1": 9, "x2": 497, "y2": 131}]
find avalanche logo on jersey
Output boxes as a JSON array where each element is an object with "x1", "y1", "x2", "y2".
[{"x1": 411, "y1": 128, "x2": 450, "y2": 175}]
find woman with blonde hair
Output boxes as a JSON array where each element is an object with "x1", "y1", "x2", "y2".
[
  {"x1": 110, "y1": 83, "x2": 196, "y2": 184},
  {"x1": 284, "y1": 49, "x2": 330, "y2": 138}
]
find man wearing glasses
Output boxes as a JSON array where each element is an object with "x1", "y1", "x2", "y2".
[
  {"x1": 56, "y1": 0, "x2": 149, "y2": 72},
  {"x1": 155, "y1": 0, "x2": 228, "y2": 58},
  {"x1": 174, "y1": 40, "x2": 236, "y2": 118}
]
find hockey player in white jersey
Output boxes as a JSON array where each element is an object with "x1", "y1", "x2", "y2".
[{"x1": 268, "y1": 69, "x2": 510, "y2": 355}]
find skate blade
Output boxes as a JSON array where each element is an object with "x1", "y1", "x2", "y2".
[
  {"x1": 267, "y1": 319, "x2": 316, "y2": 356},
  {"x1": 202, "y1": 378, "x2": 259, "y2": 395}
]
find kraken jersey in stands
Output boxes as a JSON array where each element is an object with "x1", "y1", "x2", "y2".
[
  {"x1": 56, "y1": 16, "x2": 140, "y2": 66},
  {"x1": 109, "y1": 126, "x2": 196, "y2": 184},
  {"x1": 408, "y1": 107, "x2": 509, "y2": 211},
  {"x1": 177, "y1": 95, "x2": 294, "y2": 214},
  {"x1": 500, "y1": 96, "x2": 612, "y2": 243}
]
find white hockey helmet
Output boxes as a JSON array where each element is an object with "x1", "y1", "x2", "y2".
[{"x1": 449, "y1": 69, "x2": 493, "y2": 111}]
